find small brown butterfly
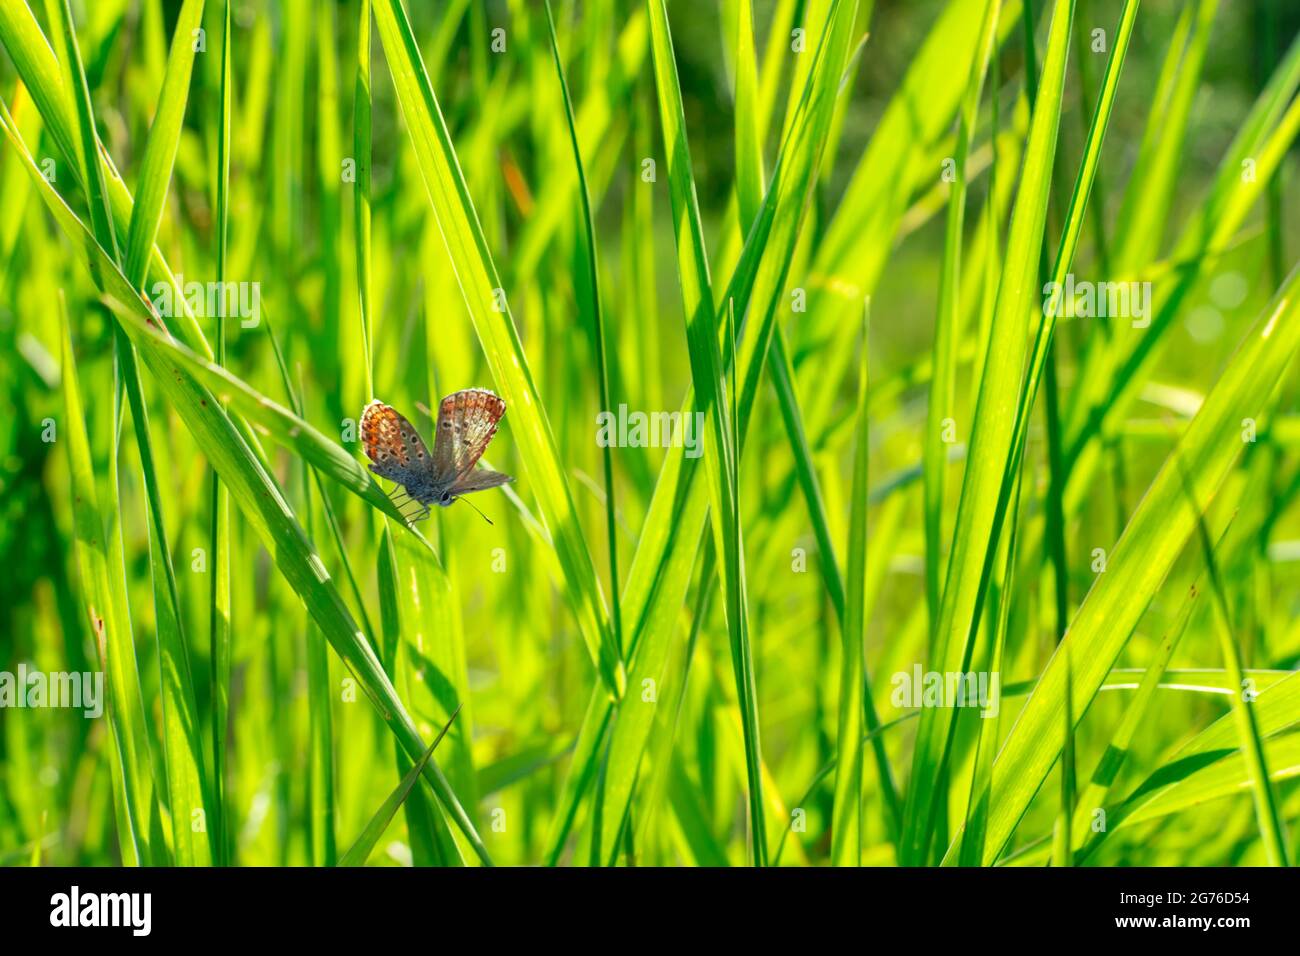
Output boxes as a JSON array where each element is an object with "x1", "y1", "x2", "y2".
[{"x1": 361, "y1": 389, "x2": 513, "y2": 522}]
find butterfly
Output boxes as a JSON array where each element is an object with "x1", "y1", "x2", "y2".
[{"x1": 361, "y1": 389, "x2": 513, "y2": 523}]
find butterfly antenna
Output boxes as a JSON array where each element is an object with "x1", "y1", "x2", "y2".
[{"x1": 456, "y1": 496, "x2": 494, "y2": 526}]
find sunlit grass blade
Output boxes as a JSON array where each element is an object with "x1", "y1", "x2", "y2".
[
  {"x1": 543, "y1": 0, "x2": 623, "y2": 658},
  {"x1": 946, "y1": 262, "x2": 1300, "y2": 865},
  {"x1": 73, "y1": 310, "x2": 435, "y2": 533},
  {"x1": 46, "y1": 0, "x2": 215, "y2": 866},
  {"x1": 371, "y1": 0, "x2": 624, "y2": 699},
  {"x1": 1067, "y1": 577, "x2": 1200, "y2": 851},
  {"x1": 1097, "y1": 734, "x2": 1300, "y2": 841},
  {"x1": 0, "y1": 108, "x2": 492, "y2": 865},
  {"x1": 1064, "y1": 31, "x2": 1300, "y2": 469},
  {"x1": 903, "y1": 0, "x2": 1076, "y2": 866},
  {"x1": 726, "y1": 0, "x2": 764, "y2": 224},
  {"x1": 596, "y1": 477, "x2": 710, "y2": 863},
  {"x1": 959, "y1": 472, "x2": 1020, "y2": 866},
  {"x1": 799, "y1": 0, "x2": 1020, "y2": 437},
  {"x1": 830, "y1": 304, "x2": 869, "y2": 865},
  {"x1": 207, "y1": 0, "x2": 234, "y2": 869},
  {"x1": 377, "y1": 534, "x2": 463, "y2": 866},
  {"x1": 46, "y1": 0, "x2": 120, "y2": 261},
  {"x1": 546, "y1": 0, "x2": 873, "y2": 863},
  {"x1": 338, "y1": 705, "x2": 462, "y2": 867},
  {"x1": 1174, "y1": 455, "x2": 1290, "y2": 864},
  {"x1": 122, "y1": 0, "x2": 206, "y2": 287},
  {"x1": 924, "y1": 0, "x2": 1001, "y2": 632},
  {"x1": 57, "y1": 291, "x2": 150, "y2": 866},
  {"x1": 303, "y1": 460, "x2": 338, "y2": 867},
  {"x1": 645, "y1": 0, "x2": 765, "y2": 865},
  {"x1": 1110, "y1": 0, "x2": 1216, "y2": 273},
  {"x1": 354, "y1": 0, "x2": 374, "y2": 396}
]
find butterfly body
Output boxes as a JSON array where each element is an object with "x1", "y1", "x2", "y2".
[{"x1": 361, "y1": 389, "x2": 512, "y2": 521}]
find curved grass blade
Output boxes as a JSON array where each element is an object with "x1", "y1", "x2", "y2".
[
  {"x1": 122, "y1": 0, "x2": 206, "y2": 287},
  {"x1": 773, "y1": 713, "x2": 919, "y2": 866},
  {"x1": 371, "y1": 0, "x2": 624, "y2": 699},
  {"x1": 1101, "y1": 734, "x2": 1300, "y2": 840},
  {"x1": 1174, "y1": 455, "x2": 1289, "y2": 864},
  {"x1": 727, "y1": 0, "x2": 764, "y2": 225},
  {"x1": 543, "y1": 0, "x2": 623, "y2": 658},
  {"x1": 902, "y1": 0, "x2": 1076, "y2": 866},
  {"x1": 70, "y1": 307, "x2": 434, "y2": 534},
  {"x1": 339, "y1": 705, "x2": 462, "y2": 867},
  {"x1": 645, "y1": 0, "x2": 765, "y2": 864},
  {"x1": 58, "y1": 292, "x2": 150, "y2": 866},
  {"x1": 544, "y1": 0, "x2": 872, "y2": 862},
  {"x1": 1067, "y1": 578, "x2": 1200, "y2": 850},
  {"x1": 46, "y1": 0, "x2": 212, "y2": 865},
  {"x1": 0, "y1": 111, "x2": 493, "y2": 865},
  {"x1": 924, "y1": 0, "x2": 1001, "y2": 630},
  {"x1": 945, "y1": 263, "x2": 1300, "y2": 865}
]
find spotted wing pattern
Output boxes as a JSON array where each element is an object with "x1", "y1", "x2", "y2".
[
  {"x1": 432, "y1": 389, "x2": 508, "y2": 483},
  {"x1": 360, "y1": 400, "x2": 434, "y2": 486}
]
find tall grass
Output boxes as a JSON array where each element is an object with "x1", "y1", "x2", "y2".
[{"x1": 0, "y1": 0, "x2": 1297, "y2": 868}]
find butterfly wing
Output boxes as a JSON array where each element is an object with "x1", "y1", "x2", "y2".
[
  {"x1": 432, "y1": 389, "x2": 507, "y2": 483},
  {"x1": 360, "y1": 400, "x2": 434, "y2": 486},
  {"x1": 449, "y1": 468, "x2": 513, "y2": 497}
]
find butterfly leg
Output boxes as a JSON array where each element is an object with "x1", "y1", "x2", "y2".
[
  {"x1": 381, "y1": 484, "x2": 420, "y2": 521},
  {"x1": 390, "y1": 493, "x2": 428, "y2": 523}
]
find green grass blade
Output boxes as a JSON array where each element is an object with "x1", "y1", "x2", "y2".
[
  {"x1": 645, "y1": 0, "x2": 766, "y2": 865},
  {"x1": 303, "y1": 460, "x2": 338, "y2": 867},
  {"x1": 948, "y1": 262, "x2": 1300, "y2": 865},
  {"x1": 543, "y1": 0, "x2": 623, "y2": 659},
  {"x1": 1173, "y1": 670, "x2": 1300, "y2": 759},
  {"x1": 1175, "y1": 456, "x2": 1290, "y2": 864},
  {"x1": 122, "y1": 0, "x2": 206, "y2": 287},
  {"x1": 799, "y1": 0, "x2": 1017, "y2": 437},
  {"x1": 924, "y1": 0, "x2": 1001, "y2": 632},
  {"x1": 830, "y1": 305, "x2": 870, "y2": 865},
  {"x1": 338, "y1": 705, "x2": 461, "y2": 867},
  {"x1": 1110, "y1": 0, "x2": 1216, "y2": 272},
  {"x1": 1064, "y1": 31, "x2": 1300, "y2": 470},
  {"x1": 57, "y1": 291, "x2": 149, "y2": 866},
  {"x1": 75, "y1": 311, "x2": 433, "y2": 534},
  {"x1": 1103, "y1": 735, "x2": 1300, "y2": 839},
  {"x1": 46, "y1": 0, "x2": 213, "y2": 866},
  {"x1": 371, "y1": 0, "x2": 624, "y2": 699},
  {"x1": 46, "y1": 0, "x2": 120, "y2": 262},
  {"x1": 726, "y1": 0, "x2": 765, "y2": 225},
  {"x1": 0, "y1": 112, "x2": 492, "y2": 864},
  {"x1": 1067, "y1": 578, "x2": 1199, "y2": 850},
  {"x1": 546, "y1": 0, "x2": 872, "y2": 862},
  {"x1": 768, "y1": 329, "x2": 844, "y2": 621},
  {"x1": 354, "y1": 0, "x2": 373, "y2": 397},
  {"x1": 597, "y1": 476, "x2": 711, "y2": 863},
  {"x1": 902, "y1": 0, "x2": 1075, "y2": 866},
  {"x1": 207, "y1": 0, "x2": 233, "y2": 867},
  {"x1": 377, "y1": 532, "x2": 462, "y2": 866}
]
